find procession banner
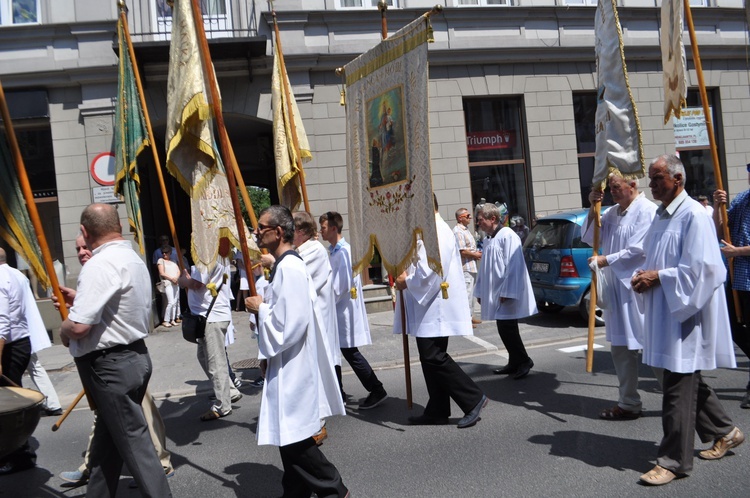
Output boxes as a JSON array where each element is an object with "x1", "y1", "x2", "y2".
[
  {"x1": 165, "y1": 0, "x2": 218, "y2": 197},
  {"x1": 661, "y1": 0, "x2": 687, "y2": 123},
  {"x1": 342, "y1": 14, "x2": 440, "y2": 277},
  {"x1": 0, "y1": 134, "x2": 50, "y2": 290},
  {"x1": 593, "y1": 0, "x2": 645, "y2": 188},
  {"x1": 114, "y1": 14, "x2": 147, "y2": 254},
  {"x1": 272, "y1": 39, "x2": 311, "y2": 211}
]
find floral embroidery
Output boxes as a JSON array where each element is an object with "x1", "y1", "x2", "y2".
[{"x1": 368, "y1": 175, "x2": 415, "y2": 214}]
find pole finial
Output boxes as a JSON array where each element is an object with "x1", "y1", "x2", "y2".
[
  {"x1": 378, "y1": 0, "x2": 388, "y2": 13},
  {"x1": 117, "y1": 0, "x2": 126, "y2": 10}
]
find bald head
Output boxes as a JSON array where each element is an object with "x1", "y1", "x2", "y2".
[{"x1": 80, "y1": 204, "x2": 122, "y2": 249}]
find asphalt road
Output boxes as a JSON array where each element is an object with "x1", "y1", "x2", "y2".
[{"x1": 4, "y1": 308, "x2": 750, "y2": 497}]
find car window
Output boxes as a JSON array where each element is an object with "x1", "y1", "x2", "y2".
[
  {"x1": 571, "y1": 224, "x2": 593, "y2": 249},
  {"x1": 524, "y1": 221, "x2": 570, "y2": 250}
]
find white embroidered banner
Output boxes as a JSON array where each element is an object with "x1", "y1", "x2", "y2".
[
  {"x1": 593, "y1": 0, "x2": 645, "y2": 188},
  {"x1": 342, "y1": 15, "x2": 440, "y2": 278},
  {"x1": 661, "y1": 0, "x2": 687, "y2": 124}
]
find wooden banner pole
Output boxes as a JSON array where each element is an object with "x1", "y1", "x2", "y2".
[{"x1": 585, "y1": 200, "x2": 601, "y2": 373}]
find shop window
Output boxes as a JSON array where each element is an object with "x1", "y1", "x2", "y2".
[
  {"x1": 0, "y1": 0, "x2": 39, "y2": 26},
  {"x1": 463, "y1": 97, "x2": 531, "y2": 227}
]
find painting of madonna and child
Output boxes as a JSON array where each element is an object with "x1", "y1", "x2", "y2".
[{"x1": 367, "y1": 86, "x2": 409, "y2": 189}]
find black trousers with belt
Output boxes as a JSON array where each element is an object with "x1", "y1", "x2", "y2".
[
  {"x1": 416, "y1": 336, "x2": 484, "y2": 418},
  {"x1": 75, "y1": 339, "x2": 172, "y2": 498},
  {"x1": 0, "y1": 336, "x2": 35, "y2": 468}
]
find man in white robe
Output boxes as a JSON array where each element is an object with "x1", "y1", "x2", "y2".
[
  {"x1": 395, "y1": 195, "x2": 487, "y2": 427},
  {"x1": 633, "y1": 154, "x2": 743, "y2": 486},
  {"x1": 319, "y1": 211, "x2": 387, "y2": 410},
  {"x1": 246, "y1": 206, "x2": 347, "y2": 497},
  {"x1": 474, "y1": 203, "x2": 538, "y2": 379},
  {"x1": 582, "y1": 174, "x2": 658, "y2": 420}
]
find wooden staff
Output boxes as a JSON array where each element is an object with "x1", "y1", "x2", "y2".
[
  {"x1": 51, "y1": 390, "x2": 86, "y2": 432},
  {"x1": 119, "y1": 0, "x2": 184, "y2": 273},
  {"x1": 683, "y1": 0, "x2": 741, "y2": 321},
  {"x1": 585, "y1": 199, "x2": 601, "y2": 373},
  {"x1": 272, "y1": 8, "x2": 311, "y2": 213},
  {"x1": 189, "y1": 0, "x2": 256, "y2": 297}
]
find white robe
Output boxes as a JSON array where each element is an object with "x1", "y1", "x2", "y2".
[
  {"x1": 638, "y1": 192, "x2": 736, "y2": 373},
  {"x1": 582, "y1": 194, "x2": 657, "y2": 348},
  {"x1": 298, "y1": 239, "x2": 341, "y2": 366},
  {"x1": 394, "y1": 213, "x2": 473, "y2": 337},
  {"x1": 329, "y1": 238, "x2": 371, "y2": 348},
  {"x1": 256, "y1": 253, "x2": 344, "y2": 447},
  {"x1": 23, "y1": 280, "x2": 50, "y2": 353},
  {"x1": 474, "y1": 226, "x2": 538, "y2": 320}
]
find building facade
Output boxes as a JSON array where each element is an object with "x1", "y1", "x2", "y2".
[{"x1": 0, "y1": 0, "x2": 748, "y2": 286}]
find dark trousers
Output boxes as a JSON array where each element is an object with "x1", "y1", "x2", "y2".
[
  {"x1": 75, "y1": 340, "x2": 171, "y2": 498},
  {"x1": 0, "y1": 336, "x2": 35, "y2": 467},
  {"x1": 416, "y1": 336, "x2": 484, "y2": 418},
  {"x1": 279, "y1": 437, "x2": 348, "y2": 498},
  {"x1": 657, "y1": 370, "x2": 734, "y2": 474},
  {"x1": 340, "y1": 347, "x2": 383, "y2": 393},
  {"x1": 726, "y1": 286, "x2": 750, "y2": 390},
  {"x1": 495, "y1": 319, "x2": 530, "y2": 367}
]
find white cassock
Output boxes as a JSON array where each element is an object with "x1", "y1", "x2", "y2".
[
  {"x1": 638, "y1": 192, "x2": 735, "y2": 373},
  {"x1": 298, "y1": 238, "x2": 341, "y2": 366},
  {"x1": 23, "y1": 280, "x2": 49, "y2": 353},
  {"x1": 582, "y1": 194, "x2": 657, "y2": 348},
  {"x1": 474, "y1": 226, "x2": 538, "y2": 320},
  {"x1": 394, "y1": 213, "x2": 473, "y2": 337},
  {"x1": 329, "y1": 238, "x2": 371, "y2": 348},
  {"x1": 256, "y1": 252, "x2": 344, "y2": 446}
]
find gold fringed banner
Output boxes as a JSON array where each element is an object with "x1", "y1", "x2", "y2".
[
  {"x1": 342, "y1": 14, "x2": 440, "y2": 278},
  {"x1": 661, "y1": 0, "x2": 687, "y2": 124}
]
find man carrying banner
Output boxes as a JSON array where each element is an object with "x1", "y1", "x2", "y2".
[
  {"x1": 245, "y1": 206, "x2": 347, "y2": 497},
  {"x1": 474, "y1": 203, "x2": 537, "y2": 379},
  {"x1": 582, "y1": 174, "x2": 658, "y2": 420},
  {"x1": 319, "y1": 211, "x2": 387, "y2": 409},
  {"x1": 59, "y1": 204, "x2": 171, "y2": 496},
  {"x1": 633, "y1": 155, "x2": 742, "y2": 486},
  {"x1": 395, "y1": 195, "x2": 487, "y2": 428}
]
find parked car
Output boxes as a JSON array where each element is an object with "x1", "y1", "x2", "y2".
[{"x1": 522, "y1": 208, "x2": 611, "y2": 326}]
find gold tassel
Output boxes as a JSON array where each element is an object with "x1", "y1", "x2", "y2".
[
  {"x1": 440, "y1": 282, "x2": 449, "y2": 299},
  {"x1": 427, "y1": 23, "x2": 434, "y2": 43},
  {"x1": 350, "y1": 287, "x2": 357, "y2": 299},
  {"x1": 264, "y1": 268, "x2": 271, "y2": 281},
  {"x1": 340, "y1": 88, "x2": 346, "y2": 106}
]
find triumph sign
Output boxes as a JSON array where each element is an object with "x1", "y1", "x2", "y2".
[{"x1": 466, "y1": 130, "x2": 516, "y2": 151}]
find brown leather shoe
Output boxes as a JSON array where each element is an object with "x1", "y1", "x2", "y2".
[
  {"x1": 313, "y1": 427, "x2": 328, "y2": 446},
  {"x1": 471, "y1": 318, "x2": 482, "y2": 325},
  {"x1": 639, "y1": 465, "x2": 680, "y2": 486},
  {"x1": 699, "y1": 426, "x2": 744, "y2": 460}
]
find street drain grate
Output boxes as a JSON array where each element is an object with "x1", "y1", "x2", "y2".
[{"x1": 232, "y1": 358, "x2": 261, "y2": 370}]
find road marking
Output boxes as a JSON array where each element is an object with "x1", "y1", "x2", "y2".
[
  {"x1": 557, "y1": 343, "x2": 604, "y2": 353},
  {"x1": 464, "y1": 335, "x2": 498, "y2": 351}
]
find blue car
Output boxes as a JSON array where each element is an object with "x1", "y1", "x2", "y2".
[{"x1": 522, "y1": 208, "x2": 610, "y2": 326}]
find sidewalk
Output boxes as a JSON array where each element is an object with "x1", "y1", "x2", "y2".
[{"x1": 36, "y1": 308, "x2": 601, "y2": 408}]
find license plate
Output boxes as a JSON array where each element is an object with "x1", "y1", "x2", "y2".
[{"x1": 531, "y1": 262, "x2": 549, "y2": 273}]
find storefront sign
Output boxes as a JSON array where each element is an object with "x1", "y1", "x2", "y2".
[
  {"x1": 92, "y1": 185, "x2": 121, "y2": 204},
  {"x1": 466, "y1": 130, "x2": 517, "y2": 151},
  {"x1": 673, "y1": 107, "x2": 711, "y2": 148}
]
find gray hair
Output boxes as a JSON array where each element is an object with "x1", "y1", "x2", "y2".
[
  {"x1": 477, "y1": 202, "x2": 501, "y2": 221},
  {"x1": 650, "y1": 154, "x2": 687, "y2": 182}
]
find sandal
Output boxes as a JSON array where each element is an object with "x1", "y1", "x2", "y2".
[
  {"x1": 200, "y1": 408, "x2": 230, "y2": 421},
  {"x1": 599, "y1": 405, "x2": 641, "y2": 420},
  {"x1": 639, "y1": 465, "x2": 681, "y2": 486},
  {"x1": 161, "y1": 322, "x2": 172, "y2": 328}
]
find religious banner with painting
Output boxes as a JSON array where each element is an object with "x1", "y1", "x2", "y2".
[{"x1": 342, "y1": 14, "x2": 441, "y2": 278}]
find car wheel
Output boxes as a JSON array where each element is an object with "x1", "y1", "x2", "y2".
[
  {"x1": 579, "y1": 288, "x2": 605, "y2": 327},
  {"x1": 537, "y1": 300, "x2": 564, "y2": 313}
]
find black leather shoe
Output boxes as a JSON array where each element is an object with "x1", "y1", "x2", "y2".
[
  {"x1": 42, "y1": 408, "x2": 63, "y2": 417},
  {"x1": 493, "y1": 364, "x2": 517, "y2": 375},
  {"x1": 513, "y1": 359, "x2": 534, "y2": 380},
  {"x1": 0, "y1": 460, "x2": 35, "y2": 476},
  {"x1": 408, "y1": 413, "x2": 449, "y2": 425},
  {"x1": 457, "y1": 395, "x2": 488, "y2": 429}
]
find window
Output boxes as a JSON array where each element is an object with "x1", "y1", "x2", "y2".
[
  {"x1": 463, "y1": 97, "x2": 532, "y2": 227},
  {"x1": 455, "y1": 0, "x2": 511, "y2": 6},
  {"x1": 0, "y1": 0, "x2": 39, "y2": 26},
  {"x1": 561, "y1": 0, "x2": 596, "y2": 5},
  {"x1": 335, "y1": 0, "x2": 399, "y2": 9},
  {"x1": 153, "y1": 0, "x2": 231, "y2": 40}
]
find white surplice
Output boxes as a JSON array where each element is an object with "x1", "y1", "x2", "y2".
[
  {"x1": 638, "y1": 191, "x2": 735, "y2": 373},
  {"x1": 298, "y1": 238, "x2": 341, "y2": 366},
  {"x1": 582, "y1": 194, "x2": 657, "y2": 348},
  {"x1": 474, "y1": 226, "x2": 538, "y2": 320},
  {"x1": 329, "y1": 238, "x2": 371, "y2": 348},
  {"x1": 394, "y1": 213, "x2": 473, "y2": 337},
  {"x1": 256, "y1": 253, "x2": 345, "y2": 446}
]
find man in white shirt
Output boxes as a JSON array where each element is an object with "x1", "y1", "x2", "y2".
[
  {"x1": 60, "y1": 204, "x2": 171, "y2": 496},
  {"x1": 582, "y1": 174, "x2": 658, "y2": 420},
  {"x1": 632, "y1": 155, "x2": 742, "y2": 486},
  {"x1": 245, "y1": 206, "x2": 347, "y2": 497},
  {"x1": 0, "y1": 247, "x2": 36, "y2": 475},
  {"x1": 453, "y1": 207, "x2": 482, "y2": 326}
]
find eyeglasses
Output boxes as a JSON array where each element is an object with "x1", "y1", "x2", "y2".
[
  {"x1": 460, "y1": 214, "x2": 472, "y2": 219},
  {"x1": 256, "y1": 223, "x2": 278, "y2": 233}
]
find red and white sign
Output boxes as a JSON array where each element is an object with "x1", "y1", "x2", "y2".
[
  {"x1": 466, "y1": 130, "x2": 517, "y2": 151},
  {"x1": 90, "y1": 152, "x2": 116, "y2": 186}
]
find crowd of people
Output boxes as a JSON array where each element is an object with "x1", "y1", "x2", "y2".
[{"x1": 0, "y1": 154, "x2": 748, "y2": 494}]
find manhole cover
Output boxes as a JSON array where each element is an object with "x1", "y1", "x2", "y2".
[{"x1": 232, "y1": 358, "x2": 260, "y2": 370}]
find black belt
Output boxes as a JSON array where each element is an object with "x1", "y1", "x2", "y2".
[{"x1": 77, "y1": 339, "x2": 146, "y2": 363}]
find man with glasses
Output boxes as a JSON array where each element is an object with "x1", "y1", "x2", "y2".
[
  {"x1": 319, "y1": 211, "x2": 388, "y2": 410},
  {"x1": 454, "y1": 207, "x2": 482, "y2": 326}
]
